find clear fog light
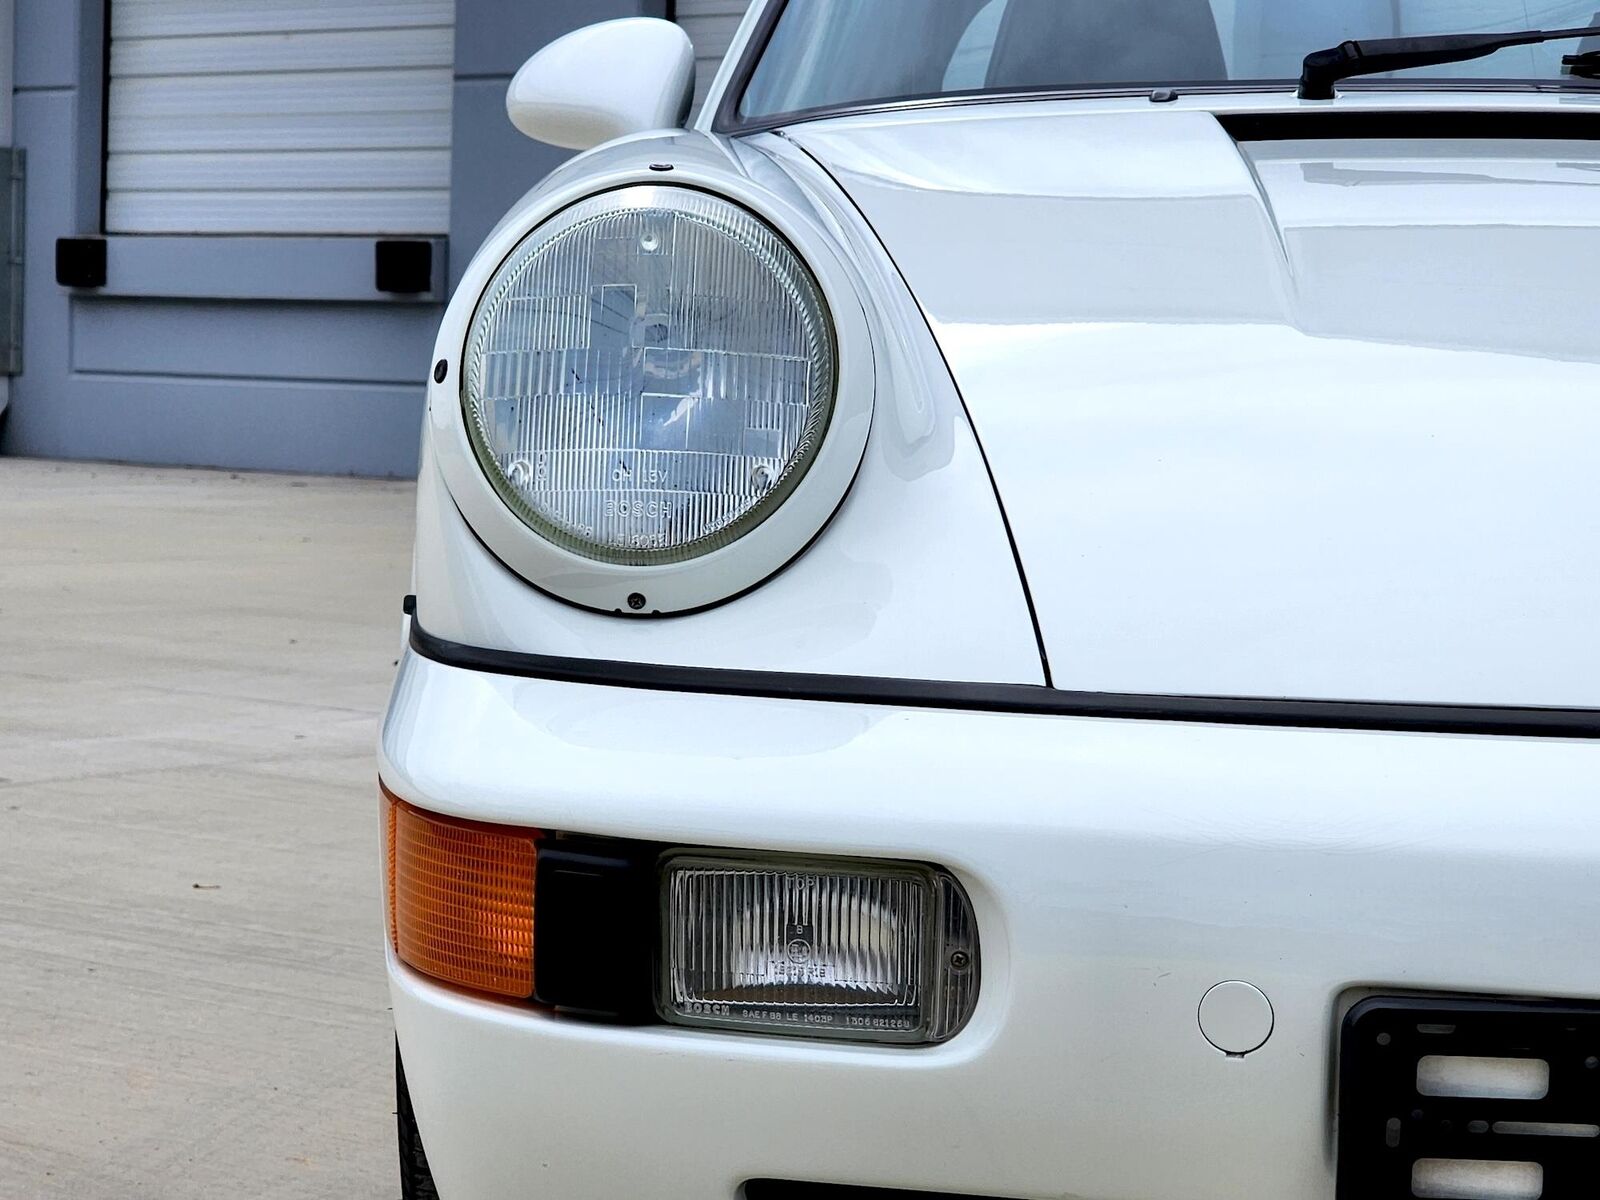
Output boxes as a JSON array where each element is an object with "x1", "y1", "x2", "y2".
[{"x1": 659, "y1": 853, "x2": 980, "y2": 1044}]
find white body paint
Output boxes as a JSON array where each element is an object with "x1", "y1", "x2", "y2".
[
  {"x1": 391, "y1": 4, "x2": 1600, "y2": 1195},
  {"x1": 506, "y1": 19, "x2": 696, "y2": 151}
]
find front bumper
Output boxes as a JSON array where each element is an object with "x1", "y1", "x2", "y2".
[{"x1": 381, "y1": 648, "x2": 1599, "y2": 1200}]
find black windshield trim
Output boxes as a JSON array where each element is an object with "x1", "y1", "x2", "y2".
[
  {"x1": 710, "y1": 0, "x2": 1600, "y2": 137},
  {"x1": 407, "y1": 610, "x2": 1600, "y2": 739},
  {"x1": 712, "y1": 0, "x2": 788, "y2": 135}
]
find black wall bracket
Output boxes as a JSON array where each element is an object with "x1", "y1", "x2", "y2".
[
  {"x1": 55, "y1": 237, "x2": 107, "y2": 289},
  {"x1": 375, "y1": 239, "x2": 433, "y2": 295}
]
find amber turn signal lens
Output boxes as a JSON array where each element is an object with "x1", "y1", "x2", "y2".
[{"x1": 383, "y1": 787, "x2": 538, "y2": 999}]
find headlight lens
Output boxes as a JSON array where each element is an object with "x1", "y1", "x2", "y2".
[{"x1": 462, "y1": 185, "x2": 837, "y2": 566}]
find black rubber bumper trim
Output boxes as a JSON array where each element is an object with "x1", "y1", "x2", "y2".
[{"x1": 406, "y1": 610, "x2": 1600, "y2": 739}]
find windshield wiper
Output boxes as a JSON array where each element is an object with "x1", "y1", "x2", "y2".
[{"x1": 1299, "y1": 24, "x2": 1600, "y2": 99}]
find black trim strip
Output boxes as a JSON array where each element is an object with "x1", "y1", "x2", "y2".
[
  {"x1": 1220, "y1": 109, "x2": 1600, "y2": 141},
  {"x1": 745, "y1": 1185, "x2": 1014, "y2": 1200},
  {"x1": 408, "y1": 614, "x2": 1600, "y2": 739}
]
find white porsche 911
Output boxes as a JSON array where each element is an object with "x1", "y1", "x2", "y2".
[{"x1": 378, "y1": 3, "x2": 1600, "y2": 1198}]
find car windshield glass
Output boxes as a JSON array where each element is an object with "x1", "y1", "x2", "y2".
[{"x1": 738, "y1": 0, "x2": 1600, "y2": 119}]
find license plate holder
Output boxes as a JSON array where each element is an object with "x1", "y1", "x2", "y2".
[{"x1": 1337, "y1": 995, "x2": 1600, "y2": 1200}]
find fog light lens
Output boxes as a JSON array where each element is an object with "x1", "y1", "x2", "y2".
[{"x1": 660, "y1": 853, "x2": 979, "y2": 1043}]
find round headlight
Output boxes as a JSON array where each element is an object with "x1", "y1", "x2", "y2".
[{"x1": 462, "y1": 185, "x2": 837, "y2": 567}]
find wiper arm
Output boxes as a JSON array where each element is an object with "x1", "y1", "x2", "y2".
[{"x1": 1299, "y1": 24, "x2": 1600, "y2": 100}]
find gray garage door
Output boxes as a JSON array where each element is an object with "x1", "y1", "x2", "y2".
[
  {"x1": 675, "y1": 0, "x2": 752, "y2": 116},
  {"x1": 105, "y1": 0, "x2": 456, "y2": 234}
]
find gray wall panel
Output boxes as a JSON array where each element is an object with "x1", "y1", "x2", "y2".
[
  {"x1": 73, "y1": 299, "x2": 443, "y2": 384},
  {"x1": 454, "y1": 0, "x2": 664, "y2": 77},
  {"x1": 97, "y1": 236, "x2": 449, "y2": 302},
  {"x1": 446, "y1": 77, "x2": 567, "y2": 287},
  {"x1": 9, "y1": 90, "x2": 76, "y2": 445},
  {"x1": 14, "y1": 0, "x2": 79, "y2": 90},
  {"x1": 20, "y1": 375, "x2": 428, "y2": 475}
]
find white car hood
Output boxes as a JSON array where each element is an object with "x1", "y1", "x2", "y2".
[{"x1": 785, "y1": 104, "x2": 1600, "y2": 708}]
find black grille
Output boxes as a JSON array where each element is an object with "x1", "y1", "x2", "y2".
[{"x1": 1338, "y1": 995, "x2": 1600, "y2": 1200}]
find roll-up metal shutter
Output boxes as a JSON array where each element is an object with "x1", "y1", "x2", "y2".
[
  {"x1": 675, "y1": 0, "x2": 753, "y2": 117},
  {"x1": 105, "y1": 0, "x2": 455, "y2": 235}
]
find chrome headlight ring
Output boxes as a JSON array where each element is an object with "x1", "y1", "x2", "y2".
[{"x1": 429, "y1": 170, "x2": 875, "y2": 616}]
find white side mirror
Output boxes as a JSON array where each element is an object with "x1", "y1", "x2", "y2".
[{"x1": 507, "y1": 18, "x2": 696, "y2": 151}]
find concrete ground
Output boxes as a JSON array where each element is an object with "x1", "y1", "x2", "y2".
[{"x1": 0, "y1": 458, "x2": 415, "y2": 1199}]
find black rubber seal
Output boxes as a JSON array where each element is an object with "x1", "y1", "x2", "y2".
[{"x1": 407, "y1": 612, "x2": 1600, "y2": 739}]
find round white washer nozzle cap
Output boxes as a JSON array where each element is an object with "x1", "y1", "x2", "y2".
[{"x1": 1198, "y1": 980, "x2": 1274, "y2": 1056}]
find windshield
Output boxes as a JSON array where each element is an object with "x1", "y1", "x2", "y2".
[{"x1": 738, "y1": 0, "x2": 1600, "y2": 120}]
